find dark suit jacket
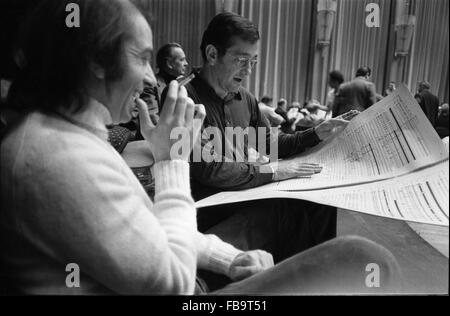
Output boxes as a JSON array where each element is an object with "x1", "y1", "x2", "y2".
[
  {"x1": 414, "y1": 90, "x2": 440, "y2": 127},
  {"x1": 332, "y1": 77, "x2": 377, "y2": 117}
]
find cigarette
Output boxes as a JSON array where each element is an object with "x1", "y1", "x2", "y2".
[
  {"x1": 177, "y1": 73, "x2": 195, "y2": 86},
  {"x1": 337, "y1": 110, "x2": 358, "y2": 120}
]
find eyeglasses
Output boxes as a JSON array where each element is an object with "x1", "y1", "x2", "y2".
[{"x1": 232, "y1": 56, "x2": 258, "y2": 69}]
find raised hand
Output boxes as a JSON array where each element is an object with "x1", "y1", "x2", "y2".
[{"x1": 137, "y1": 80, "x2": 206, "y2": 162}]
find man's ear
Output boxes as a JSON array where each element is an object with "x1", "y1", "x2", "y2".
[
  {"x1": 205, "y1": 44, "x2": 218, "y2": 66},
  {"x1": 89, "y1": 62, "x2": 105, "y2": 79},
  {"x1": 165, "y1": 58, "x2": 174, "y2": 70}
]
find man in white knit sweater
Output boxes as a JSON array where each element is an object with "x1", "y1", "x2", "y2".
[{"x1": 0, "y1": 0, "x2": 402, "y2": 294}]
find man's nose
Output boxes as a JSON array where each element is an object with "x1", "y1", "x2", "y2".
[
  {"x1": 145, "y1": 64, "x2": 157, "y2": 86},
  {"x1": 241, "y1": 64, "x2": 252, "y2": 76}
]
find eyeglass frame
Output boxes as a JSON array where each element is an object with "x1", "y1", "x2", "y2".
[{"x1": 226, "y1": 52, "x2": 258, "y2": 69}]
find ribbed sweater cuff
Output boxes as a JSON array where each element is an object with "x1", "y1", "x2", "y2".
[
  {"x1": 198, "y1": 234, "x2": 243, "y2": 276},
  {"x1": 153, "y1": 160, "x2": 191, "y2": 195},
  {"x1": 208, "y1": 242, "x2": 243, "y2": 276}
]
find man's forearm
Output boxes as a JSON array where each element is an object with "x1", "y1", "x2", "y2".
[
  {"x1": 191, "y1": 161, "x2": 273, "y2": 190},
  {"x1": 276, "y1": 128, "x2": 321, "y2": 158}
]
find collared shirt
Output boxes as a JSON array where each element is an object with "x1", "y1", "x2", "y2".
[{"x1": 184, "y1": 71, "x2": 321, "y2": 200}]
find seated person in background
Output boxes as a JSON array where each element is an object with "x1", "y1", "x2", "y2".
[
  {"x1": 295, "y1": 99, "x2": 328, "y2": 130},
  {"x1": 291, "y1": 101, "x2": 302, "y2": 109},
  {"x1": 325, "y1": 70, "x2": 344, "y2": 117},
  {"x1": 383, "y1": 81, "x2": 396, "y2": 97},
  {"x1": 155, "y1": 42, "x2": 189, "y2": 107},
  {"x1": 276, "y1": 98, "x2": 296, "y2": 134},
  {"x1": 176, "y1": 12, "x2": 402, "y2": 292},
  {"x1": 435, "y1": 103, "x2": 449, "y2": 138},
  {"x1": 257, "y1": 95, "x2": 285, "y2": 127},
  {"x1": 283, "y1": 104, "x2": 299, "y2": 132},
  {"x1": 275, "y1": 98, "x2": 288, "y2": 117},
  {"x1": 286, "y1": 103, "x2": 300, "y2": 118},
  {"x1": 333, "y1": 66, "x2": 377, "y2": 117}
]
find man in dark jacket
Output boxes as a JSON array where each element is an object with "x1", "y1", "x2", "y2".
[
  {"x1": 332, "y1": 66, "x2": 377, "y2": 117},
  {"x1": 414, "y1": 81, "x2": 440, "y2": 127}
]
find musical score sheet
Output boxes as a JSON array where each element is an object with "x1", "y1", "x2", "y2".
[{"x1": 196, "y1": 85, "x2": 449, "y2": 226}]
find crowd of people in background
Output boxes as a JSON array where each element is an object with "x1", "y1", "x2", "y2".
[{"x1": 244, "y1": 68, "x2": 447, "y2": 138}]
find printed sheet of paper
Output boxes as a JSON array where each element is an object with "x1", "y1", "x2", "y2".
[
  {"x1": 196, "y1": 85, "x2": 449, "y2": 226},
  {"x1": 196, "y1": 160, "x2": 449, "y2": 226}
]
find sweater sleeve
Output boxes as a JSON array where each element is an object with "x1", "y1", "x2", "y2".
[
  {"x1": 196, "y1": 232, "x2": 243, "y2": 276},
  {"x1": 18, "y1": 135, "x2": 198, "y2": 294}
]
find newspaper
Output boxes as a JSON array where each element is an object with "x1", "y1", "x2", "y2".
[{"x1": 196, "y1": 85, "x2": 449, "y2": 226}]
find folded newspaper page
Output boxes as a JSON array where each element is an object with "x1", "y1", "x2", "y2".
[{"x1": 196, "y1": 85, "x2": 449, "y2": 226}]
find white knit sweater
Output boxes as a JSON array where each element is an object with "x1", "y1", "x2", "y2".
[{"x1": 0, "y1": 99, "x2": 242, "y2": 295}]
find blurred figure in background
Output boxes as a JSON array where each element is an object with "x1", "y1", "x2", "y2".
[
  {"x1": 325, "y1": 70, "x2": 344, "y2": 117},
  {"x1": 155, "y1": 43, "x2": 189, "y2": 100},
  {"x1": 276, "y1": 98, "x2": 296, "y2": 134},
  {"x1": 295, "y1": 99, "x2": 328, "y2": 130},
  {"x1": 415, "y1": 81, "x2": 440, "y2": 127},
  {"x1": 435, "y1": 103, "x2": 449, "y2": 138},
  {"x1": 258, "y1": 95, "x2": 285, "y2": 127},
  {"x1": 383, "y1": 81, "x2": 396, "y2": 97},
  {"x1": 333, "y1": 66, "x2": 377, "y2": 117}
]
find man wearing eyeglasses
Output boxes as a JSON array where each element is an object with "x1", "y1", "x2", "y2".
[{"x1": 182, "y1": 12, "x2": 352, "y2": 290}]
